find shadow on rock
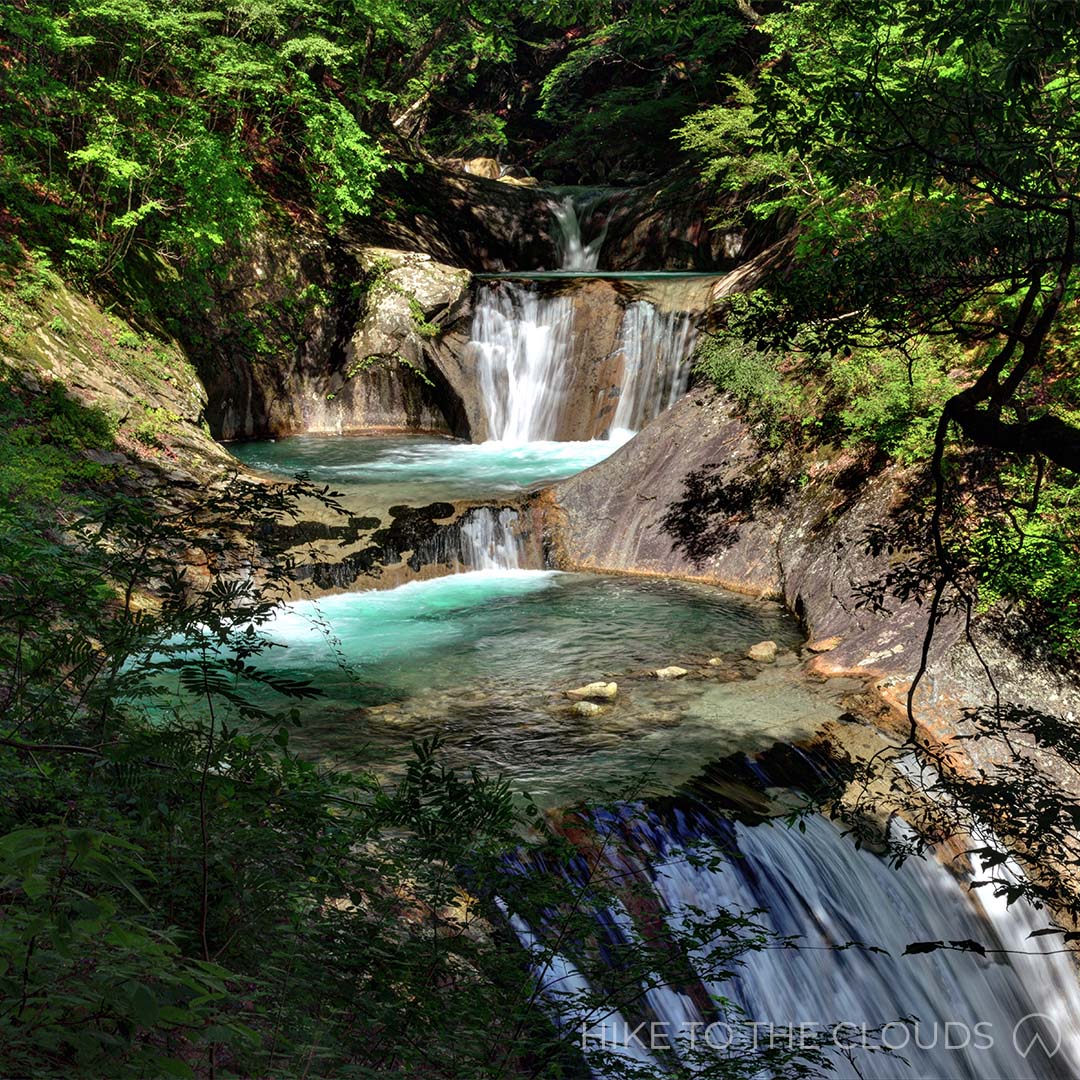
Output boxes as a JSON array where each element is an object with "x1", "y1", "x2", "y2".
[{"x1": 660, "y1": 463, "x2": 790, "y2": 567}]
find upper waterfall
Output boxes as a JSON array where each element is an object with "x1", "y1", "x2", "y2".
[{"x1": 550, "y1": 190, "x2": 610, "y2": 271}]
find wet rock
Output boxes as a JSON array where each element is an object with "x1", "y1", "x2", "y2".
[
  {"x1": 580, "y1": 732, "x2": 621, "y2": 748},
  {"x1": 707, "y1": 657, "x2": 726, "y2": 666},
  {"x1": 806, "y1": 636, "x2": 842, "y2": 653},
  {"x1": 654, "y1": 666, "x2": 688, "y2": 679},
  {"x1": 747, "y1": 641, "x2": 778, "y2": 663},
  {"x1": 566, "y1": 681, "x2": 618, "y2": 701},
  {"x1": 463, "y1": 157, "x2": 500, "y2": 179},
  {"x1": 571, "y1": 701, "x2": 605, "y2": 717}
]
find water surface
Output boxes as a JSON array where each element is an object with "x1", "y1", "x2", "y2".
[
  {"x1": 229, "y1": 433, "x2": 625, "y2": 506},
  {"x1": 147, "y1": 569, "x2": 817, "y2": 800}
]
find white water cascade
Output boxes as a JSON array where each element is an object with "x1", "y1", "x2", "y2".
[
  {"x1": 611, "y1": 301, "x2": 697, "y2": 435},
  {"x1": 551, "y1": 191, "x2": 609, "y2": 270},
  {"x1": 457, "y1": 506, "x2": 526, "y2": 570},
  {"x1": 470, "y1": 191, "x2": 603, "y2": 443},
  {"x1": 470, "y1": 284, "x2": 698, "y2": 443},
  {"x1": 470, "y1": 189, "x2": 698, "y2": 444},
  {"x1": 507, "y1": 807, "x2": 1080, "y2": 1079},
  {"x1": 472, "y1": 286, "x2": 576, "y2": 443}
]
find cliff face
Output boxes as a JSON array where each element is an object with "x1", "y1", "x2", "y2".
[
  {"x1": 0, "y1": 266, "x2": 234, "y2": 489},
  {"x1": 189, "y1": 233, "x2": 473, "y2": 442},
  {"x1": 545, "y1": 386, "x2": 1080, "y2": 741}
]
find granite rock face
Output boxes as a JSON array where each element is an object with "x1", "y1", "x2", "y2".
[
  {"x1": 545, "y1": 385, "x2": 1080, "y2": 733},
  {"x1": 344, "y1": 165, "x2": 559, "y2": 271},
  {"x1": 198, "y1": 235, "x2": 473, "y2": 441}
]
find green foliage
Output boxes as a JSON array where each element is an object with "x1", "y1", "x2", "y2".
[
  {"x1": 12, "y1": 252, "x2": 61, "y2": 307},
  {"x1": 971, "y1": 460, "x2": 1080, "y2": 660},
  {"x1": 694, "y1": 333, "x2": 800, "y2": 449},
  {"x1": 535, "y1": 1, "x2": 745, "y2": 179},
  {"x1": 685, "y1": 0, "x2": 1080, "y2": 661},
  {"x1": 0, "y1": 0, "x2": 587, "y2": 281},
  {"x1": 0, "y1": 825, "x2": 240, "y2": 1079},
  {"x1": 696, "y1": 295, "x2": 963, "y2": 461},
  {"x1": 827, "y1": 347, "x2": 960, "y2": 466},
  {"x1": 677, "y1": 77, "x2": 801, "y2": 227},
  {"x1": 132, "y1": 405, "x2": 181, "y2": 448},
  {"x1": 0, "y1": 372, "x2": 115, "y2": 510},
  {"x1": 408, "y1": 296, "x2": 440, "y2": 338}
]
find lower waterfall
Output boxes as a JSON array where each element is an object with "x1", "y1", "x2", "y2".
[
  {"x1": 457, "y1": 505, "x2": 528, "y2": 570},
  {"x1": 505, "y1": 807, "x2": 1080, "y2": 1079}
]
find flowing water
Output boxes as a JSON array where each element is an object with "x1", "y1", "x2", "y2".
[
  {"x1": 471, "y1": 285, "x2": 578, "y2": 442},
  {"x1": 550, "y1": 189, "x2": 612, "y2": 270},
  {"x1": 217, "y1": 186, "x2": 1080, "y2": 1075},
  {"x1": 229, "y1": 432, "x2": 624, "y2": 507},
  {"x1": 611, "y1": 301, "x2": 698, "y2": 434},
  {"x1": 468, "y1": 188, "x2": 700, "y2": 443},
  {"x1": 509, "y1": 805, "x2": 1080, "y2": 1078}
]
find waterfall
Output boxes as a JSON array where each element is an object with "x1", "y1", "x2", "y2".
[
  {"x1": 469, "y1": 290, "x2": 697, "y2": 444},
  {"x1": 610, "y1": 302, "x2": 697, "y2": 436},
  {"x1": 470, "y1": 189, "x2": 697, "y2": 444},
  {"x1": 505, "y1": 806, "x2": 1080, "y2": 1078},
  {"x1": 551, "y1": 192, "x2": 608, "y2": 271},
  {"x1": 457, "y1": 506, "x2": 526, "y2": 570},
  {"x1": 471, "y1": 285, "x2": 575, "y2": 443}
]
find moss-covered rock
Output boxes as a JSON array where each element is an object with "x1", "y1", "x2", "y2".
[{"x1": 0, "y1": 255, "x2": 232, "y2": 486}]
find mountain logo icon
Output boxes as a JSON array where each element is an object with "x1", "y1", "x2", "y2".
[{"x1": 1012, "y1": 1013, "x2": 1062, "y2": 1059}]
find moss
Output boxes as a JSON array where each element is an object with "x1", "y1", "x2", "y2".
[
  {"x1": 0, "y1": 372, "x2": 116, "y2": 509},
  {"x1": 132, "y1": 404, "x2": 183, "y2": 449}
]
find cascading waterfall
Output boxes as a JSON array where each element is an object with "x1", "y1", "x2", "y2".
[
  {"x1": 506, "y1": 807, "x2": 1080, "y2": 1079},
  {"x1": 471, "y1": 186, "x2": 697, "y2": 444},
  {"x1": 470, "y1": 286, "x2": 698, "y2": 443},
  {"x1": 610, "y1": 301, "x2": 697, "y2": 436},
  {"x1": 472, "y1": 286, "x2": 576, "y2": 443},
  {"x1": 469, "y1": 191, "x2": 602, "y2": 443},
  {"x1": 551, "y1": 191, "x2": 609, "y2": 271},
  {"x1": 457, "y1": 506, "x2": 527, "y2": 570}
]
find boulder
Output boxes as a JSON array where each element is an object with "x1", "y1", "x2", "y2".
[
  {"x1": 654, "y1": 666, "x2": 688, "y2": 680},
  {"x1": 747, "y1": 641, "x2": 778, "y2": 663},
  {"x1": 571, "y1": 701, "x2": 605, "y2": 717},
  {"x1": 806, "y1": 636, "x2": 842, "y2": 653},
  {"x1": 566, "y1": 681, "x2": 618, "y2": 701},
  {"x1": 463, "y1": 157, "x2": 500, "y2": 179}
]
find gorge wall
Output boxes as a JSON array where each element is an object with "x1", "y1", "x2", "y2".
[{"x1": 543, "y1": 386, "x2": 1080, "y2": 748}]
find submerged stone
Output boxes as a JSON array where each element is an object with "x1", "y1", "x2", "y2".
[
  {"x1": 654, "y1": 666, "x2": 688, "y2": 679},
  {"x1": 566, "y1": 681, "x2": 618, "y2": 701},
  {"x1": 747, "y1": 640, "x2": 778, "y2": 663},
  {"x1": 571, "y1": 700, "x2": 605, "y2": 717}
]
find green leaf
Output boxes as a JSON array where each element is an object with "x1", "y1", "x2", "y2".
[{"x1": 131, "y1": 984, "x2": 159, "y2": 1027}]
